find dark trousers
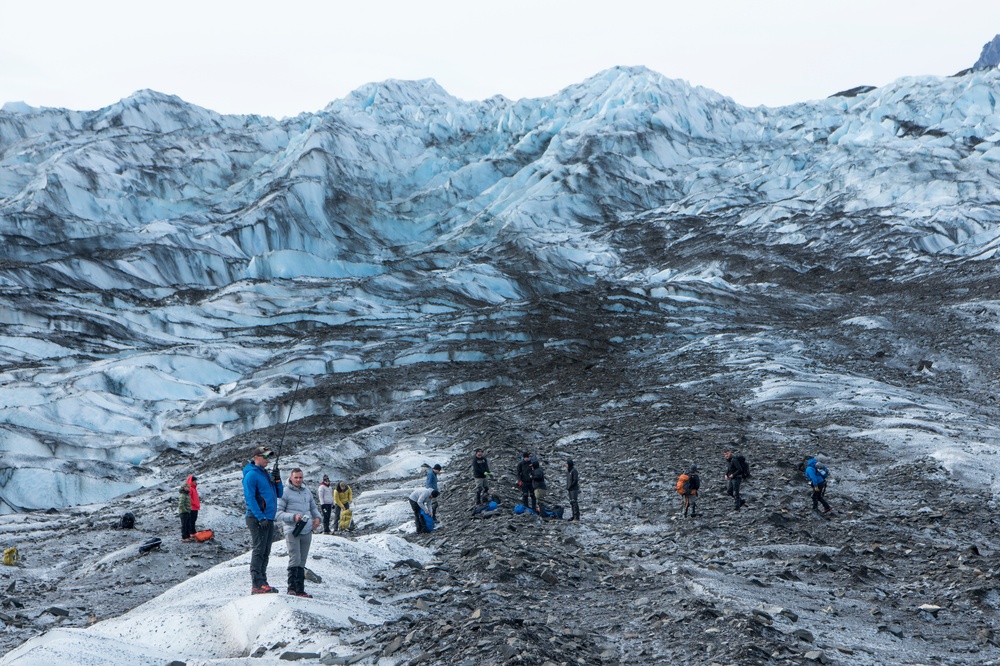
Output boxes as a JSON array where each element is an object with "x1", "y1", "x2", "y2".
[
  {"x1": 180, "y1": 512, "x2": 194, "y2": 539},
  {"x1": 410, "y1": 500, "x2": 428, "y2": 533},
  {"x1": 246, "y1": 516, "x2": 275, "y2": 588},
  {"x1": 568, "y1": 488, "x2": 580, "y2": 520},
  {"x1": 321, "y1": 504, "x2": 332, "y2": 532},
  {"x1": 521, "y1": 487, "x2": 536, "y2": 511},
  {"x1": 190, "y1": 509, "x2": 198, "y2": 533},
  {"x1": 812, "y1": 484, "x2": 831, "y2": 511},
  {"x1": 727, "y1": 477, "x2": 744, "y2": 510}
]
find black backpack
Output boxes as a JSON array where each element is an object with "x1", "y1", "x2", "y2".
[
  {"x1": 689, "y1": 474, "x2": 701, "y2": 491},
  {"x1": 116, "y1": 512, "x2": 136, "y2": 530},
  {"x1": 736, "y1": 455, "x2": 751, "y2": 479}
]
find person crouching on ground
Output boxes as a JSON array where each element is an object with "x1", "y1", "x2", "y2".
[
  {"x1": 277, "y1": 467, "x2": 322, "y2": 597},
  {"x1": 334, "y1": 481, "x2": 352, "y2": 532},
  {"x1": 318, "y1": 475, "x2": 334, "y2": 534},
  {"x1": 409, "y1": 487, "x2": 439, "y2": 533},
  {"x1": 242, "y1": 445, "x2": 283, "y2": 594}
]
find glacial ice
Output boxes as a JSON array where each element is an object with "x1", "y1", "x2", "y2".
[{"x1": 3, "y1": 65, "x2": 1000, "y2": 508}]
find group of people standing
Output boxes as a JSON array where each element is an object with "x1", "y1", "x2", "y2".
[
  {"x1": 479, "y1": 449, "x2": 582, "y2": 521},
  {"x1": 240, "y1": 444, "x2": 356, "y2": 597}
]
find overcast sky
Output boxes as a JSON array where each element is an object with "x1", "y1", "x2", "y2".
[{"x1": 2, "y1": 0, "x2": 998, "y2": 118}]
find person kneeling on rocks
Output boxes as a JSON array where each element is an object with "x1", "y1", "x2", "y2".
[
  {"x1": 409, "y1": 487, "x2": 439, "y2": 533},
  {"x1": 277, "y1": 468, "x2": 322, "y2": 597}
]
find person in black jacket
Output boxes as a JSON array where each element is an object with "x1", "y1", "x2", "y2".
[
  {"x1": 724, "y1": 450, "x2": 748, "y2": 511},
  {"x1": 472, "y1": 449, "x2": 490, "y2": 505},
  {"x1": 516, "y1": 452, "x2": 536, "y2": 511},
  {"x1": 565, "y1": 459, "x2": 580, "y2": 521}
]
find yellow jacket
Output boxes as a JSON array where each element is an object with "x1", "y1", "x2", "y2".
[{"x1": 334, "y1": 485, "x2": 353, "y2": 508}]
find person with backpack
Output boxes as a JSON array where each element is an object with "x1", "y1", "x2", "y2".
[
  {"x1": 187, "y1": 475, "x2": 201, "y2": 534},
  {"x1": 242, "y1": 445, "x2": 284, "y2": 595},
  {"x1": 516, "y1": 452, "x2": 536, "y2": 512},
  {"x1": 565, "y1": 459, "x2": 580, "y2": 521},
  {"x1": 676, "y1": 464, "x2": 700, "y2": 518},
  {"x1": 724, "y1": 449, "x2": 749, "y2": 511},
  {"x1": 531, "y1": 460, "x2": 547, "y2": 518},
  {"x1": 317, "y1": 475, "x2": 334, "y2": 534},
  {"x1": 425, "y1": 464, "x2": 442, "y2": 519},
  {"x1": 409, "y1": 487, "x2": 439, "y2": 533},
  {"x1": 178, "y1": 481, "x2": 194, "y2": 541},
  {"x1": 472, "y1": 449, "x2": 491, "y2": 505},
  {"x1": 334, "y1": 481, "x2": 353, "y2": 532},
  {"x1": 277, "y1": 467, "x2": 322, "y2": 597},
  {"x1": 805, "y1": 458, "x2": 832, "y2": 513}
]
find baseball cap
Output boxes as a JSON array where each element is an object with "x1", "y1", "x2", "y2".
[{"x1": 252, "y1": 446, "x2": 274, "y2": 459}]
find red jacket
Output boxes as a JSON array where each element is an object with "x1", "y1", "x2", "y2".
[{"x1": 187, "y1": 475, "x2": 200, "y2": 511}]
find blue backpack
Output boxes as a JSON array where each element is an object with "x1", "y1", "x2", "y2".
[{"x1": 420, "y1": 510, "x2": 434, "y2": 532}]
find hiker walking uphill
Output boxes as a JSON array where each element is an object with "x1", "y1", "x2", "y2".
[
  {"x1": 242, "y1": 445, "x2": 284, "y2": 595},
  {"x1": 409, "y1": 487, "x2": 439, "y2": 534},
  {"x1": 724, "y1": 449, "x2": 749, "y2": 511},
  {"x1": 565, "y1": 459, "x2": 581, "y2": 521},
  {"x1": 334, "y1": 481, "x2": 353, "y2": 532},
  {"x1": 277, "y1": 468, "x2": 322, "y2": 597},
  {"x1": 676, "y1": 465, "x2": 700, "y2": 518},
  {"x1": 318, "y1": 475, "x2": 334, "y2": 534},
  {"x1": 516, "y1": 452, "x2": 536, "y2": 511},
  {"x1": 178, "y1": 481, "x2": 193, "y2": 542},
  {"x1": 805, "y1": 458, "x2": 832, "y2": 513},
  {"x1": 425, "y1": 464, "x2": 442, "y2": 519},
  {"x1": 472, "y1": 449, "x2": 490, "y2": 505}
]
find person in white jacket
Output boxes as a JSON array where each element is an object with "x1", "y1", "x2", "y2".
[
  {"x1": 408, "y1": 487, "x2": 439, "y2": 534},
  {"x1": 277, "y1": 468, "x2": 322, "y2": 597},
  {"x1": 317, "y1": 475, "x2": 334, "y2": 534}
]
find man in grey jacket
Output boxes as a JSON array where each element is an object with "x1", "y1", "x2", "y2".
[{"x1": 277, "y1": 468, "x2": 322, "y2": 597}]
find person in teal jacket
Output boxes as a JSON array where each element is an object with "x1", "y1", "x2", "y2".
[{"x1": 243, "y1": 445, "x2": 284, "y2": 594}]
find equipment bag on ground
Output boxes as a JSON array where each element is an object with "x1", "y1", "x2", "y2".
[
  {"x1": 339, "y1": 508, "x2": 353, "y2": 531},
  {"x1": 138, "y1": 538, "x2": 161, "y2": 554},
  {"x1": 420, "y1": 509, "x2": 434, "y2": 532},
  {"x1": 194, "y1": 529, "x2": 214, "y2": 542}
]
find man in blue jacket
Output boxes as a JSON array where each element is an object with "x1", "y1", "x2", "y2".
[
  {"x1": 425, "y1": 464, "x2": 442, "y2": 519},
  {"x1": 243, "y1": 445, "x2": 284, "y2": 594}
]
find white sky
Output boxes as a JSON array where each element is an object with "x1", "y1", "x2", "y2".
[{"x1": 2, "y1": 0, "x2": 999, "y2": 118}]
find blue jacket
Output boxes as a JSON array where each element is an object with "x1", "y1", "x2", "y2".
[
  {"x1": 425, "y1": 468, "x2": 439, "y2": 492},
  {"x1": 243, "y1": 462, "x2": 284, "y2": 521},
  {"x1": 805, "y1": 459, "x2": 827, "y2": 487}
]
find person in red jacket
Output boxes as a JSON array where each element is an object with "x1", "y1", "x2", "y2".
[{"x1": 187, "y1": 475, "x2": 201, "y2": 533}]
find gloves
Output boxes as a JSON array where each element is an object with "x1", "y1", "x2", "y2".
[
  {"x1": 518, "y1": 480, "x2": 523, "y2": 487},
  {"x1": 343, "y1": 502, "x2": 350, "y2": 511},
  {"x1": 258, "y1": 518, "x2": 272, "y2": 531},
  {"x1": 271, "y1": 464, "x2": 281, "y2": 482}
]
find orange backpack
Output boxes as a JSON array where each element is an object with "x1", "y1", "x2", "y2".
[
  {"x1": 676, "y1": 474, "x2": 690, "y2": 495},
  {"x1": 194, "y1": 529, "x2": 214, "y2": 542}
]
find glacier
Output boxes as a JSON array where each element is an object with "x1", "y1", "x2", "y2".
[{"x1": 3, "y1": 65, "x2": 1000, "y2": 510}]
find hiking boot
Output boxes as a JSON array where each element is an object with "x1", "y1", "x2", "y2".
[
  {"x1": 251, "y1": 585, "x2": 278, "y2": 595},
  {"x1": 288, "y1": 590, "x2": 313, "y2": 598},
  {"x1": 822, "y1": 507, "x2": 832, "y2": 514}
]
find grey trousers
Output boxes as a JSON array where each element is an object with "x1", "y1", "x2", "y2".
[{"x1": 286, "y1": 532, "x2": 313, "y2": 568}]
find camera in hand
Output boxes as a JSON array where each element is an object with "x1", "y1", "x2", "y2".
[{"x1": 292, "y1": 517, "x2": 307, "y2": 536}]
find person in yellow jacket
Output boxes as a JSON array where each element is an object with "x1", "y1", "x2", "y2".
[{"x1": 333, "y1": 481, "x2": 353, "y2": 532}]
